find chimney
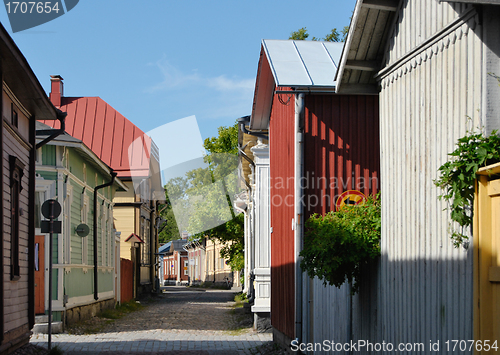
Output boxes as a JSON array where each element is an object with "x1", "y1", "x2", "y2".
[{"x1": 49, "y1": 75, "x2": 63, "y2": 107}]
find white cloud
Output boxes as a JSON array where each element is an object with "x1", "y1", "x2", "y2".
[{"x1": 146, "y1": 56, "x2": 255, "y2": 121}]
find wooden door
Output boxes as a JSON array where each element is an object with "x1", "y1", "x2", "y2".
[
  {"x1": 35, "y1": 235, "x2": 45, "y2": 315},
  {"x1": 474, "y1": 164, "x2": 500, "y2": 353}
]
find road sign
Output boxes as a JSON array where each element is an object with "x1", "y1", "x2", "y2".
[
  {"x1": 335, "y1": 190, "x2": 367, "y2": 211},
  {"x1": 41, "y1": 199, "x2": 61, "y2": 219},
  {"x1": 41, "y1": 220, "x2": 61, "y2": 234},
  {"x1": 75, "y1": 224, "x2": 89, "y2": 237}
]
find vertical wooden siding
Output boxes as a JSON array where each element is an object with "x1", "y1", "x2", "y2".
[
  {"x1": 378, "y1": 4, "x2": 482, "y2": 351},
  {"x1": 303, "y1": 94, "x2": 380, "y2": 352},
  {"x1": 269, "y1": 91, "x2": 296, "y2": 340},
  {"x1": 304, "y1": 94, "x2": 380, "y2": 216}
]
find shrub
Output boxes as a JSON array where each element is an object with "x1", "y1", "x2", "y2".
[{"x1": 300, "y1": 194, "x2": 381, "y2": 293}]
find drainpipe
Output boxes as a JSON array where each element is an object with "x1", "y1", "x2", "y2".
[
  {"x1": 36, "y1": 110, "x2": 67, "y2": 149},
  {"x1": 238, "y1": 116, "x2": 268, "y2": 141},
  {"x1": 239, "y1": 147, "x2": 256, "y2": 296},
  {"x1": 294, "y1": 93, "x2": 305, "y2": 344},
  {"x1": 94, "y1": 171, "x2": 117, "y2": 300}
]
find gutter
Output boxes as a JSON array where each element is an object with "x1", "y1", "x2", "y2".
[
  {"x1": 93, "y1": 171, "x2": 117, "y2": 300},
  {"x1": 238, "y1": 147, "x2": 255, "y2": 297},
  {"x1": 238, "y1": 116, "x2": 268, "y2": 141},
  {"x1": 294, "y1": 93, "x2": 305, "y2": 343},
  {"x1": 36, "y1": 109, "x2": 67, "y2": 149}
]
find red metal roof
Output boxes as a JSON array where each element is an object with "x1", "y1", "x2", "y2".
[
  {"x1": 125, "y1": 233, "x2": 145, "y2": 243},
  {"x1": 42, "y1": 95, "x2": 152, "y2": 179}
]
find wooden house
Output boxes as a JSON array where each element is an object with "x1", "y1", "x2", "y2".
[
  {"x1": 35, "y1": 122, "x2": 127, "y2": 326},
  {"x1": 184, "y1": 237, "x2": 238, "y2": 286},
  {"x1": 248, "y1": 39, "x2": 380, "y2": 347},
  {"x1": 294, "y1": 0, "x2": 500, "y2": 352},
  {"x1": 43, "y1": 77, "x2": 164, "y2": 299},
  {"x1": 0, "y1": 23, "x2": 59, "y2": 354},
  {"x1": 159, "y1": 239, "x2": 188, "y2": 286}
]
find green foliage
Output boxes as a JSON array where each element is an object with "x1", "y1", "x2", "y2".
[
  {"x1": 164, "y1": 121, "x2": 244, "y2": 271},
  {"x1": 290, "y1": 26, "x2": 349, "y2": 42},
  {"x1": 289, "y1": 27, "x2": 309, "y2": 40},
  {"x1": 300, "y1": 194, "x2": 381, "y2": 293},
  {"x1": 434, "y1": 129, "x2": 500, "y2": 247}
]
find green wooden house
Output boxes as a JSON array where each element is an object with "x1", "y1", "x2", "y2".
[{"x1": 35, "y1": 122, "x2": 127, "y2": 326}]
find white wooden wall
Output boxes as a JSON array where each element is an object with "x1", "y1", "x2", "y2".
[
  {"x1": 304, "y1": 2, "x2": 484, "y2": 353},
  {"x1": 378, "y1": 0, "x2": 481, "y2": 351}
]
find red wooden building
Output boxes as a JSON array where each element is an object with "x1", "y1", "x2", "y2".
[
  {"x1": 248, "y1": 40, "x2": 380, "y2": 347},
  {"x1": 159, "y1": 240, "x2": 188, "y2": 285}
]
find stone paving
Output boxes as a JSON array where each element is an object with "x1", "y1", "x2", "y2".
[{"x1": 26, "y1": 287, "x2": 274, "y2": 355}]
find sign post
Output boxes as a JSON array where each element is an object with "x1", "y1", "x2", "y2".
[{"x1": 40, "y1": 199, "x2": 62, "y2": 351}]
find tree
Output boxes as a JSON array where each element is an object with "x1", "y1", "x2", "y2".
[
  {"x1": 162, "y1": 121, "x2": 244, "y2": 271},
  {"x1": 289, "y1": 27, "x2": 309, "y2": 40},
  {"x1": 289, "y1": 26, "x2": 349, "y2": 42}
]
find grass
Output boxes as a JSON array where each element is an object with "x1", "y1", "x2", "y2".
[
  {"x1": 187, "y1": 281, "x2": 232, "y2": 290},
  {"x1": 66, "y1": 300, "x2": 144, "y2": 335},
  {"x1": 98, "y1": 300, "x2": 144, "y2": 320},
  {"x1": 233, "y1": 292, "x2": 247, "y2": 308}
]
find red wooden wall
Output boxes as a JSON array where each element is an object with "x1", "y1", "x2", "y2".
[
  {"x1": 269, "y1": 90, "x2": 296, "y2": 340},
  {"x1": 269, "y1": 93, "x2": 380, "y2": 340},
  {"x1": 304, "y1": 94, "x2": 380, "y2": 218}
]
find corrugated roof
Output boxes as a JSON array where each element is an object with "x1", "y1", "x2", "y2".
[
  {"x1": 262, "y1": 39, "x2": 343, "y2": 88},
  {"x1": 41, "y1": 96, "x2": 153, "y2": 179},
  {"x1": 158, "y1": 241, "x2": 172, "y2": 254},
  {"x1": 250, "y1": 39, "x2": 343, "y2": 130},
  {"x1": 36, "y1": 121, "x2": 128, "y2": 191}
]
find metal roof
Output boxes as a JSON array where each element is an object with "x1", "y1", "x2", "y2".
[
  {"x1": 41, "y1": 96, "x2": 154, "y2": 179},
  {"x1": 250, "y1": 39, "x2": 343, "y2": 130},
  {"x1": 262, "y1": 39, "x2": 343, "y2": 88},
  {"x1": 35, "y1": 122, "x2": 128, "y2": 191},
  {"x1": 158, "y1": 241, "x2": 172, "y2": 254}
]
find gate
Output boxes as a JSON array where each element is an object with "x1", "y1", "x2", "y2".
[
  {"x1": 474, "y1": 162, "x2": 500, "y2": 353},
  {"x1": 120, "y1": 258, "x2": 134, "y2": 303}
]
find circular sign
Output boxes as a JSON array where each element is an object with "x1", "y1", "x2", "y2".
[
  {"x1": 75, "y1": 224, "x2": 89, "y2": 237},
  {"x1": 335, "y1": 190, "x2": 367, "y2": 211},
  {"x1": 41, "y1": 199, "x2": 61, "y2": 219}
]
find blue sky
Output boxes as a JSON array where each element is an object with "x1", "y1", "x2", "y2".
[{"x1": 0, "y1": 0, "x2": 355, "y2": 141}]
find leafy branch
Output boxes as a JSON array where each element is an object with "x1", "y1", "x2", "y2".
[{"x1": 434, "y1": 128, "x2": 500, "y2": 247}]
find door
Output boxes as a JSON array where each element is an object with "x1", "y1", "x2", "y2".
[
  {"x1": 35, "y1": 235, "x2": 45, "y2": 314},
  {"x1": 474, "y1": 166, "x2": 500, "y2": 353}
]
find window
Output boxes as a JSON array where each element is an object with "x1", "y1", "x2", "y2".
[
  {"x1": 184, "y1": 260, "x2": 188, "y2": 276},
  {"x1": 140, "y1": 216, "x2": 150, "y2": 266},
  {"x1": 11, "y1": 103, "x2": 18, "y2": 128},
  {"x1": 9, "y1": 155, "x2": 24, "y2": 280}
]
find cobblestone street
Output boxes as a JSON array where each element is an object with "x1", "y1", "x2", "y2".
[{"x1": 23, "y1": 287, "x2": 277, "y2": 355}]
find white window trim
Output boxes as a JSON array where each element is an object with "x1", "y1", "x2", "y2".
[
  {"x1": 64, "y1": 185, "x2": 73, "y2": 264},
  {"x1": 82, "y1": 194, "x2": 89, "y2": 265}
]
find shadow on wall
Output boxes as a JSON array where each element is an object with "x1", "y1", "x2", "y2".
[{"x1": 273, "y1": 251, "x2": 473, "y2": 354}]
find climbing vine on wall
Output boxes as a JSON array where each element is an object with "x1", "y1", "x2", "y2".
[{"x1": 434, "y1": 129, "x2": 500, "y2": 247}]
